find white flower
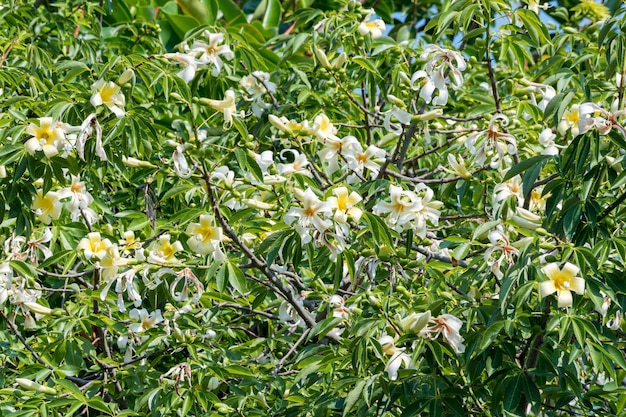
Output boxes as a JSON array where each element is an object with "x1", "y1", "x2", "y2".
[
  {"x1": 357, "y1": 11, "x2": 386, "y2": 39},
  {"x1": 410, "y1": 45, "x2": 466, "y2": 106},
  {"x1": 240, "y1": 71, "x2": 276, "y2": 116},
  {"x1": 539, "y1": 128, "x2": 559, "y2": 155},
  {"x1": 163, "y1": 52, "x2": 204, "y2": 83},
  {"x1": 444, "y1": 154, "x2": 472, "y2": 179},
  {"x1": 484, "y1": 228, "x2": 519, "y2": 279},
  {"x1": 373, "y1": 185, "x2": 419, "y2": 232},
  {"x1": 148, "y1": 234, "x2": 184, "y2": 264},
  {"x1": 327, "y1": 186, "x2": 363, "y2": 224},
  {"x1": 378, "y1": 335, "x2": 415, "y2": 380},
  {"x1": 539, "y1": 262, "x2": 585, "y2": 308},
  {"x1": 276, "y1": 149, "x2": 310, "y2": 176},
  {"x1": 528, "y1": 82, "x2": 556, "y2": 113},
  {"x1": 317, "y1": 135, "x2": 359, "y2": 174},
  {"x1": 129, "y1": 308, "x2": 163, "y2": 333},
  {"x1": 578, "y1": 103, "x2": 626, "y2": 137},
  {"x1": 465, "y1": 114, "x2": 517, "y2": 168},
  {"x1": 205, "y1": 89, "x2": 240, "y2": 129},
  {"x1": 400, "y1": 310, "x2": 431, "y2": 335},
  {"x1": 58, "y1": 175, "x2": 96, "y2": 223},
  {"x1": 410, "y1": 183, "x2": 443, "y2": 239},
  {"x1": 186, "y1": 214, "x2": 225, "y2": 260},
  {"x1": 78, "y1": 232, "x2": 112, "y2": 260},
  {"x1": 32, "y1": 191, "x2": 62, "y2": 224},
  {"x1": 558, "y1": 105, "x2": 581, "y2": 136},
  {"x1": 343, "y1": 142, "x2": 386, "y2": 177},
  {"x1": 90, "y1": 79, "x2": 125, "y2": 118},
  {"x1": 383, "y1": 106, "x2": 413, "y2": 136},
  {"x1": 172, "y1": 144, "x2": 193, "y2": 178},
  {"x1": 493, "y1": 175, "x2": 524, "y2": 208},
  {"x1": 420, "y1": 314, "x2": 466, "y2": 354},
  {"x1": 284, "y1": 188, "x2": 332, "y2": 244},
  {"x1": 24, "y1": 117, "x2": 66, "y2": 158},
  {"x1": 189, "y1": 31, "x2": 234, "y2": 77}
]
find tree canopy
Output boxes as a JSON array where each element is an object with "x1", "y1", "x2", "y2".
[{"x1": 1, "y1": 0, "x2": 626, "y2": 416}]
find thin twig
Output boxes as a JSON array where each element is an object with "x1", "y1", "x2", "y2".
[{"x1": 0, "y1": 36, "x2": 18, "y2": 69}]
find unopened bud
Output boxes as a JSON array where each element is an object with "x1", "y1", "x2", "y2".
[
  {"x1": 400, "y1": 310, "x2": 431, "y2": 334},
  {"x1": 118, "y1": 69, "x2": 135, "y2": 85},
  {"x1": 122, "y1": 156, "x2": 156, "y2": 168},
  {"x1": 313, "y1": 46, "x2": 331, "y2": 69},
  {"x1": 332, "y1": 52, "x2": 347, "y2": 69},
  {"x1": 16, "y1": 378, "x2": 57, "y2": 395},
  {"x1": 413, "y1": 109, "x2": 443, "y2": 122},
  {"x1": 23, "y1": 302, "x2": 53, "y2": 316}
]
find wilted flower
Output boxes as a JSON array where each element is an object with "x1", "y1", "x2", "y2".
[
  {"x1": 484, "y1": 228, "x2": 519, "y2": 279},
  {"x1": 421, "y1": 314, "x2": 466, "y2": 354},
  {"x1": 539, "y1": 262, "x2": 585, "y2": 308},
  {"x1": 24, "y1": 117, "x2": 66, "y2": 158},
  {"x1": 329, "y1": 295, "x2": 350, "y2": 319},
  {"x1": 578, "y1": 103, "x2": 626, "y2": 137}
]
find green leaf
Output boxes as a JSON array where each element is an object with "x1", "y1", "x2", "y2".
[
  {"x1": 308, "y1": 317, "x2": 342, "y2": 340},
  {"x1": 10, "y1": 260, "x2": 38, "y2": 278},
  {"x1": 517, "y1": 9, "x2": 551, "y2": 46},
  {"x1": 503, "y1": 155, "x2": 552, "y2": 182},
  {"x1": 503, "y1": 374, "x2": 523, "y2": 412},
  {"x1": 262, "y1": 0, "x2": 281, "y2": 30},
  {"x1": 227, "y1": 262, "x2": 247, "y2": 294},
  {"x1": 351, "y1": 56, "x2": 382, "y2": 79},
  {"x1": 164, "y1": 13, "x2": 201, "y2": 39},
  {"x1": 343, "y1": 379, "x2": 366, "y2": 417},
  {"x1": 219, "y1": 0, "x2": 247, "y2": 26},
  {"x1": 479, "y1": 322, "x2": 504, "y2": 351}
]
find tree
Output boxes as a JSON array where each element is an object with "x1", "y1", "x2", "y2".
[{"x1": 0, "y1": 0, "x2": 625, "y2": 415}]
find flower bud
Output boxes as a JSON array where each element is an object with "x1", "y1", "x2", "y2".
[
  {"x1": 122, "y1": 156, "x2": 156, "y2": 168},
  {"x1": 118, "y1": 69, "x2": 135, "y2": 85},
  {"x1": 413, "y1": 109, "x2": 443, "y2": 122},
  {"x1": 23, "y1": 302, "x2": 53, "y2": 315},
  {"x1": 400, "y1": 310, "x2": 431, "y2": 334},
  {"x1": 313, "y1": 46, "x2": 331, "y2": 69},
  {"x1": 16, "y1": 378, "x2": 57, "y2": 395},
  {"x1": 512, "y1": 207, "x2": 542, "y2": 230},
  {"x1": 332, "y1": 52, "x2": 347, "y2": 69}
]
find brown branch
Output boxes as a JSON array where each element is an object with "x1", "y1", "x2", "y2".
[{"x1": 0, "y1": 36, "x2": 18, "y2": 69}]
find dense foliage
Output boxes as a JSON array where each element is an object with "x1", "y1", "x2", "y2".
[{"x1": 1, "y1": 0, "x2": 626, "y2": 415}]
